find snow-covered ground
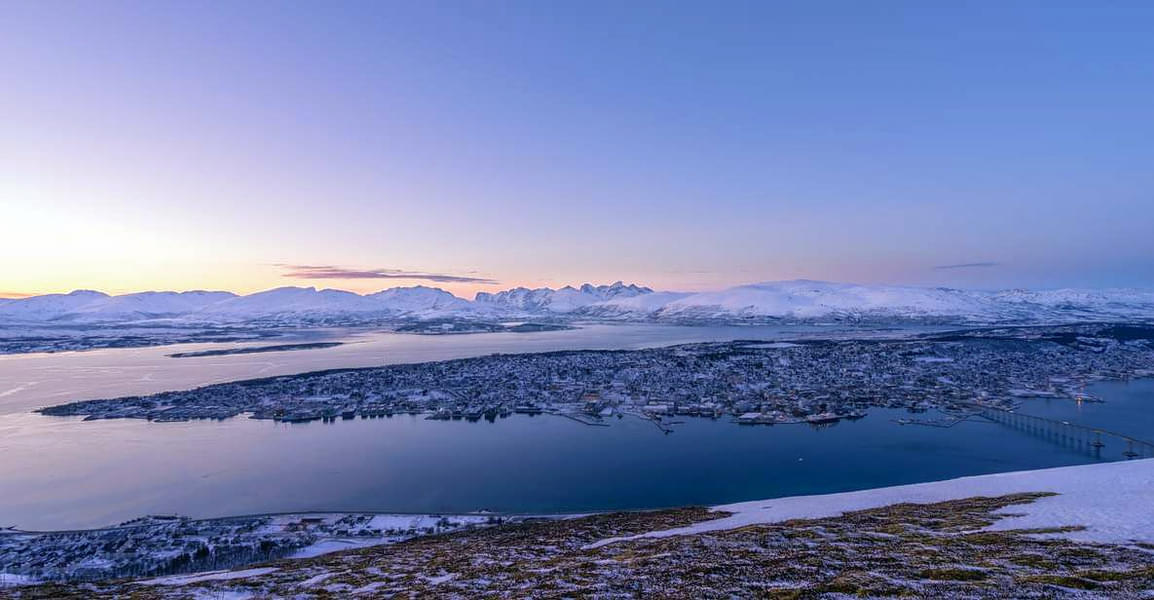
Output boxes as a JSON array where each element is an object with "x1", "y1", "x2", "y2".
[
  {"x1": 137, "y1": 567, "x2": 279, "y2": 586},
  {"x1": 0, "y1": 573, "x2": 40, "y2": 587},
  {"x1": 0, "y1": 511, "x2": 509, "y2": 587},
  {"x1": 588, "y1": 458, "x2": 1154, "y2": 549},
  {"x1": 265, "y1": 513, "x2": 498, "y2": 559}
]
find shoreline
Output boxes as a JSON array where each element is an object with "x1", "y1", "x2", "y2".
[{"x1": 7, "y1": 459, "x2": 1153, "y2": 591}]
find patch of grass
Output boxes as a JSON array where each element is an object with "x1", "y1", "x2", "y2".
[
  {"x1": 1012, "y1": 525, "x2": 1087, "y2": 535},
  {"x1": 958, "y1": 532, "x2": 1012, "y2": 545},
  {"x1": 1078, "y1": 566, "x2": 1154, "y2": 581},
  {"x1": 1006, "y1": 553, "x2": 1057, "y2": 569},
  {"x1": 920, "y1": 567, "x2": 988, "y2": 581},
  {"x1": 1057, "y1": 546, "x2": 1105, "y2": 561},
  {"x1": 1018, "y1": 574, "x2": 1100, "y2": 590}
]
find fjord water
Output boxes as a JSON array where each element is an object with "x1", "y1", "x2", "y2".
[{"x1": 0, "y1": 325, "x2": 1150, "y2": 531}]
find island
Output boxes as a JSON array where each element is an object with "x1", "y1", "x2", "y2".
[
  {"x1": 167, "y1": 342, "x2": 344, "y2": 358},
  {"x1": 393, "y1": 319, "x2": 575, "y2": 334}
]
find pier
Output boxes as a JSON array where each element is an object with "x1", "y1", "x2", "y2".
[{"x1": 553, "y1": 412, "x2": 611, "y2": 427}]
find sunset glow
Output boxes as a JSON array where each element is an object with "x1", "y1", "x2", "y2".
[{"x1": 4, "y1": 1, "x2": 1153, "y2": 298}]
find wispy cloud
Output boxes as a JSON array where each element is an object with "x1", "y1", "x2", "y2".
[
  {"x1": 934, "y1": 262, "x2": 1000, "y2": 270},
  {"x1": 0, "y1": 291, "x2": 36, "y2": 299},
  {"x1": 278, "y1": 264, "x2": 499, "y2": 285}
]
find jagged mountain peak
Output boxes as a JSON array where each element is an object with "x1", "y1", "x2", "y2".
[{"x1": 474, "y1": 282, "x2": 654, "y2": 313}]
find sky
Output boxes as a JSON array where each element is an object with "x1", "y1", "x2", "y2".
[{"x1": 2, "y1": 1, "x2": 1153, "y2": 299}]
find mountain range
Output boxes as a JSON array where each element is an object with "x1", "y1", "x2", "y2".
[{"x1": 3, "y1": 280, "x2": 1154, "y2": 327}]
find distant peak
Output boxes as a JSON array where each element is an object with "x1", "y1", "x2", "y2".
[
  {"x1": 370, "y1": 285, "x2": 453, "y2": 295},
  {"x1": 265, "y1": 286, "x2": 317, "y2": 293}
]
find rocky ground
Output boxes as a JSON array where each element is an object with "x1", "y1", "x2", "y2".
[{"x1": 7, "y1": 492, "x2": 1153, "y2": 599}]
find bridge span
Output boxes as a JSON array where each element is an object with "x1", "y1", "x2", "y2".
[{"x1": 964, "y1": 402, "x2": 1154, "y2": 461}]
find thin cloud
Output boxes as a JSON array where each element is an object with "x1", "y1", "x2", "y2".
[
  {"x1": 934, "y1": 262, "x2": 1000, "y2": 270},
  {"x1": 0, "y1": 291, "x2": 36, "y2": 299},
  {"x1": 278, "y1": 264, "x2": 499, "y2": 285}
]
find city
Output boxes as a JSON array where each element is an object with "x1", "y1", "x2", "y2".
[{"x1": 40, "y1": 324, "x2": 1154, "y2": 430}]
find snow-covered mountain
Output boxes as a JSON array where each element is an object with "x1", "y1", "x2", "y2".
[
  {"x1": 0, "y1": 290, "x2": 113, "y2": 321},
  {"x1": 0, "y1": 290, "x2": 239, "y2": 323},
  {"x1": 574, "y1": 291, "x2": 693, "y2": 318},
  {"x1": 652, "y1": 280, "x2": 992, "y2": 321},
  {"x1": 475, "y1": 282, "x2": 652, "y2": 314},
  {"x1": 367, "y1": 285, "x2": 498, "y2": 320},
  {"x1": 0, "y1": 285, "x2": 498, "y2": 325},
  {"x1": 77, "y1": 291, "x2": 237, "y2": 320},
  {"x1": 3, "y1": 280, "x2": 1153, "y2": 327},
  {"x1": 645, "y1": 280, "x2": 1154, "y2": 323},
  {"x1": 199, "y1": 287, "x2": 380, "y2": 318},
  {"x1": 198, "y1": 286, "x2": 489, "y2": 322}
]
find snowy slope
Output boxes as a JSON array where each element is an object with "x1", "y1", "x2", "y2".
[
  {"x1": 72, "y1": 291, "x2": 237, "y2": 320},
  {"x1": 200, "y1": 286, "x2": 487, "y2": 320},
  {"x1": 575, "y1": 291, "x2": 693, "y2": 318},
  {"x1": 989, "y1": 288, "x2": 1154, "y2": 321},
  {"x1": 589, "y1": 458, "x2": 1154, "y2": 549},
  {"x1": 474, "y1": 282, "x2": 653, "y2": 314},
  {"x1": 197, "y1": 287, "x2": 381, "y2": 317},
  {"x1": 365, "y1": 286, "x2": 485, "y2": 317},
  {"x1": 0, "y1": 290, "x2": 111, "y2": 321},
  {"x1": 654, "y1": 280, "x2": 995, "y2": 321},
  {"x1": 651, "y1": 280, "x2": 1154, "y2": 323}
]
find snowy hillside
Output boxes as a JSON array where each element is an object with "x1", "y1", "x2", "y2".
[
  {"x1": 574, "y1": 291, "x2": 693, "y2": 318},
  {"x1": 474, "y1": 282, "x2": 652, "y2": 314},
  {"x1": 40, "y1": 458, "x2": 1154, "y2": 597},
  {"x1": 650, "y1": 280, "x2": 1154, "y2": 323},
  {"x1": 2, "y1": 280, "x2": 1153, "y2": 327},
  {"x1": 74, "y1": 291, "x2": 238, "y2": 320},
  {"x1": 0, "y1": 290, "x2": 112, "y2": 321},
  {"x1": 589, "y1": 458, "x2": 1154, "y2": 549},
  {"x1": 199, "y1": 287, "x2": 382, "y2": 318},
  {"x1": 653, "y1": 280, "x2": 992, "y2": 320},
  {"x1": 366, "y1": 285, "x2": 476, "y2": 313},
  {"x1": 199, "y1": 286, "x2": 491, "y2": 322}
]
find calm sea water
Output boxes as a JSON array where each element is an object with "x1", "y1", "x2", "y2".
[{"x1": 0, "y1": 325, "x2": 1149, "y2": 530}]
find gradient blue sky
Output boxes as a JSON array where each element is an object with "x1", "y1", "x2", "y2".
[{"x1": 3, "y1": 1, "x2": 1152, "y2": 297}]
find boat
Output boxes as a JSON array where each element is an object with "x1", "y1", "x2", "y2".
[{"x1": 805, "y1": 412, "x2": 842, "y2": 424}]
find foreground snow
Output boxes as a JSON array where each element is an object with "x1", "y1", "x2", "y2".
[
  {"x1": 588, "y1": 458, "x2": 1154, "y2": 549},
  {"x1": 137, "y1": 567, "x2": 279, "y2": 586}
]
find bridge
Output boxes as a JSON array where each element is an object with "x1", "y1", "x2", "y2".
[{"x1": 964, "y1": 402, "x2": 1154, "y2": 461}]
